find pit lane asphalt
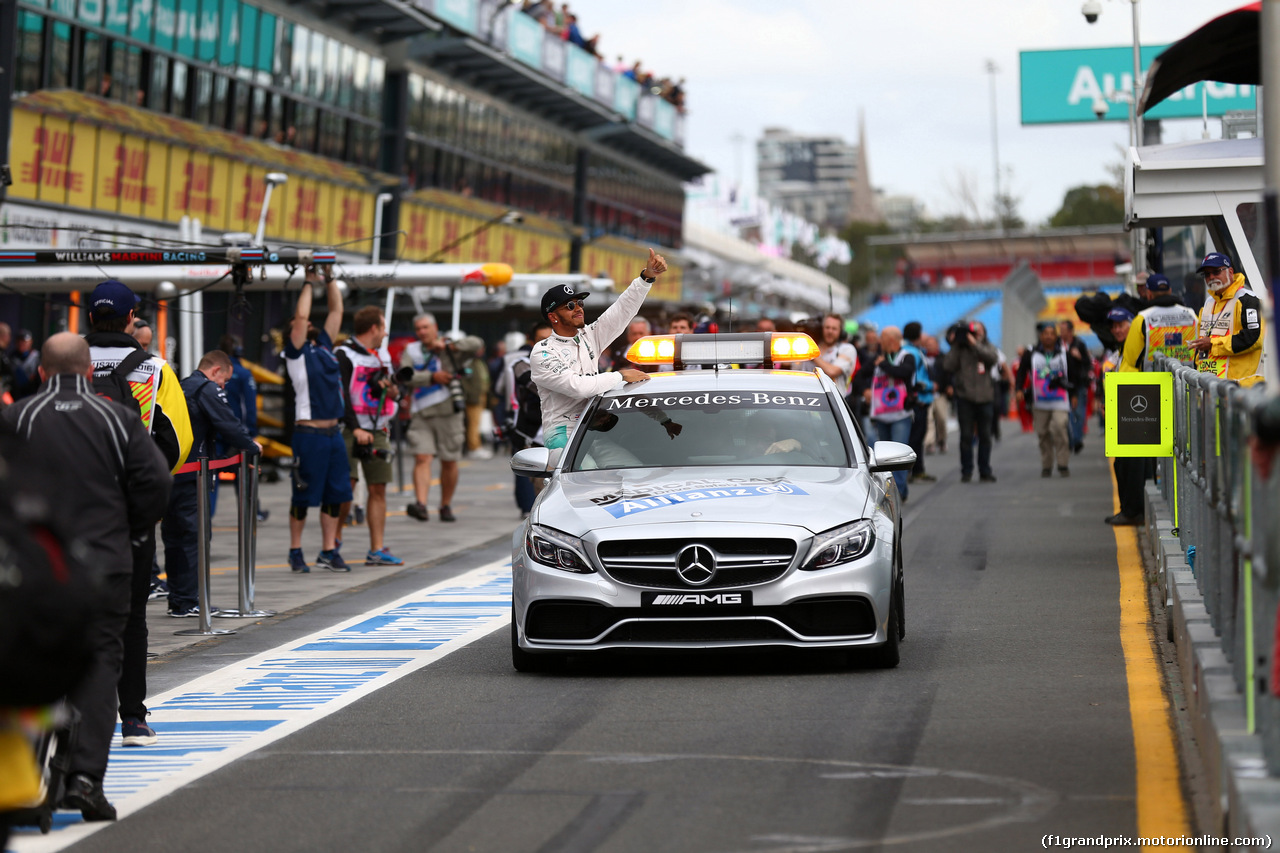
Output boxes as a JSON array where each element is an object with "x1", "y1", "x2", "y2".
[{"x1": 60, "y1": 427, "x2": 1159, "y2": 853}]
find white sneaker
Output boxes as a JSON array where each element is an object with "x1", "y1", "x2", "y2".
[{"x1": 469, "y1": 446, "x2": 494, "y2": 460}]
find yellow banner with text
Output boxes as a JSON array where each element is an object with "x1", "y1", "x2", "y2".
[
  {"x1": 8, "y1": 107, "x2": 374, "y2": 247},
  {"x1": 397, "y1": 201, "x2": 571, "y2": 274},
  {"x1": 583, "y1": 240, "x2": 683, "y2": 302}
]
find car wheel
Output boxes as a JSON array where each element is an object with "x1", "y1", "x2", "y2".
[
  {"x1": 510, "y1": 611, "x2": 561, "y2": 673},
  {"x1": 851, "y1": 576, "x2": 901, "y2": 670},
  {"x1": 863, "y1": 597, "x2": 901, "y2": 669},
  {"x1": 896, "y1": 546, "x2": 906, "y2": 641}
]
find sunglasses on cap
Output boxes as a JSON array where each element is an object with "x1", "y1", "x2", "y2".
[{"x1": 557, "y1": 298, "x2": 586, "y2": 310}]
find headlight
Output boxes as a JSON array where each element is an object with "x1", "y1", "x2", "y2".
[
  {"x1": 525, "y1": 525, "x2": 594, "y2": 574},
  {"x1": 801, "y1": 519, "x2": 876, "y2": 570}
]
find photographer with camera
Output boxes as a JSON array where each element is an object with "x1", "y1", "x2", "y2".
[
  {"x1": 336, "y1": 306, "x2": 405, "y2": 565},
  {"x1": 869, "y1": 326, "x2": 918, "y2": 502},
  {"x1": 401, "y1": 313, "x2": 466, "y2": 522},
  {"x1": 1015, "y1": 322, "x2": 1072, "y2": 478},
  {"x1": 942, "y1": 320, "x2": 1000, "y2": 483}
]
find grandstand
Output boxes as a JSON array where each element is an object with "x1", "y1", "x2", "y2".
[
  {"x1": 854, "y1": 283, "x2": 1125, "y2": 354},
  {"x1": 854, "y1": 290, "x2": 1001, "y2": 340}
]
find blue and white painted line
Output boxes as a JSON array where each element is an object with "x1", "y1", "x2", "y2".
[{"x1": 10, "y1": 559, "x2": 512, "y2": 853}]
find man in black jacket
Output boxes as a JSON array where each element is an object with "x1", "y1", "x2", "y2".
[
  {"x1": 162, "y1": 350, "x2": 261, "y2": 617},
  {"x1": 1, "y1": 333, "x2": 171, "y2": 821},
  {"x1": 1058, "y1": 320, "x2": 1092, "y2": 454}
]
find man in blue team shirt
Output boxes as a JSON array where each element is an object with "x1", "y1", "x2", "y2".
[
  {"x1": 218, "y1": 334, "x2": 267, "y2": 522},
  {"x1": 283, "y1": 267, "x2": 352, "y2": 573}
]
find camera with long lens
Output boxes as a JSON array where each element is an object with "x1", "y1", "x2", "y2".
[
  {"x1": 369, "y1": 365, "x2": 415, "y2": 391},
  {"x1": 448, "y1": 376, "x2": 465, "y2": 413},
  {"x1": 947, "y1": 321, "x2": 978, "y2": 346},
  {"x1": 1047, "y1": 374, "x2": 1069, "y2": 392},
  {"x1": 352, "y1": 442, "x2": 392, "y2": 462}
]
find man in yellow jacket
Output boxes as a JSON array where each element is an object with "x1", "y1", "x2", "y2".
[
  {"x1": 86, "y1": 279, "x2": 193, "y2": 752},
  {"x1": 1191, "y1": 252, "x2": 1266, "y2": 387}
]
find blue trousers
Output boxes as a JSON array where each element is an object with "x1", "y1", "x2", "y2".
[
  {"x1": 1068, "y1": 393, "x2": 1087, "y2": 449},
  {"x1": 872, "y1": 416, "x2": 913, "y2": 500}
]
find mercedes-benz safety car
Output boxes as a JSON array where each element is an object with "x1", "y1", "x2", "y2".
[{"x1": 509, "y1": 332, "x2": 915, "y2": 671}]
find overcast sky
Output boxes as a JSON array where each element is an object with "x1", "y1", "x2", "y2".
[{"x1": 572, "y1": 0, "x2": 1253, "y2": 227}]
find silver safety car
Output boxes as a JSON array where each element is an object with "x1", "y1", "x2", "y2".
[{"x1": 509, "y1": 332, "x2": 915, "y2": 671}]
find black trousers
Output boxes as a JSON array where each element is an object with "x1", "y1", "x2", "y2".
[
  {"x1": 69, "y1": 571, "x2": 131, "y2": 781},
  {"x1": 955, "y1": 398, "x2": 994, "y2": 477},
  {"x1": 118, "y1": 528, "x2": 153, "y2": 723},
  {"x1": 161, "y1": 480, "x2": 201, "y2": 611},
  {"x1": 908, "y1": 403, "x2": 930, "y2": 474},
  {"x1": 510, "y1": 435, "x2": 536, "y2": 513},
  {"x1": 1114, "y1": 457, "x2": 1152, "y2": 519}
]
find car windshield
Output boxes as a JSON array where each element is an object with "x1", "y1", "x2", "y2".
[{"x1": 567, "y1": 389, "x2": 850, "y2": 471}]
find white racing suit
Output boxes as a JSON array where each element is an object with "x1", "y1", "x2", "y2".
[{"x1": 531, "y1": 276, "x2": 652, "y2": 448}]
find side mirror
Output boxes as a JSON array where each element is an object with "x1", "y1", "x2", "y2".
[
  {"x1": 511, "y1": 447, "x2": 552, "y2": 477},
  {"x1": 869, "y1": 440, "x2": 917, "y2": 473}
]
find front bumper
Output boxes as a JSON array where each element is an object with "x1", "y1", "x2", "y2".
[{"x1": 511, "y1": 526, "x2": 895, "y2": 653}]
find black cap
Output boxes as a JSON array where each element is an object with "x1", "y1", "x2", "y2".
[{"x1": 541, "y1": 283, "x2": 589, "y2": 317}]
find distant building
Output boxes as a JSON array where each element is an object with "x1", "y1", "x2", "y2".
[
  {"x1": 756, "y1": 118, "x2": 880, "y2": 229},
  {"x1": 880, "y1": 195, "x2": 927, "y2": 233}
]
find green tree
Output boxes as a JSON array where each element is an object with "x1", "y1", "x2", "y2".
[
  {"x1": 1048, "y1": 185, "x2": 1124, "y2": 227},
  {"x1": 838, "y1": 220, "x2": 896, "y2": 296},
  {"x1": 995, "y1": 192, "x2": 1025, "y2": 232}
]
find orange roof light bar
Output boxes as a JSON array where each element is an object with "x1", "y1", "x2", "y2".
[
  {"x1": 629, "y1": 335, "x2": 677, "y2": 363},
  {"x1": 770, "y1": 333, "x2": 816, "y2": 361},
  {"x1": 625, "y1": 332, "x2": 819, "y2": 368}
]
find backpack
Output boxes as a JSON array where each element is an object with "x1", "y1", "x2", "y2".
[
  {"x1": 92, "y1": 349, "x2": 151, "y2": 417},
  {"x1": 508, "y1": 358, "x2": 543, "y2": 445},
  {"x1": 0, "y1": 436, "x2": 98, "y2": 706}
]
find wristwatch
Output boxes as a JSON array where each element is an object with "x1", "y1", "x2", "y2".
[{"x1": 640, "y1": 270, "x2": 656, "y2": 283}]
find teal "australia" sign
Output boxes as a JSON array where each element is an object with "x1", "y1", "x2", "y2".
[{"x1": 1020, "y1": 45, "x2": 1257, "y2": 125}]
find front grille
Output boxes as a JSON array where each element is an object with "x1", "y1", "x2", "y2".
[
  {"x1": 605, "y1": 620, "x2": 792, "y2": 643},
  {"x1": 522, "y1": 596, "x2": 876, "y2": 644},
  {"x1": 596, "y1": 538, "x2": 796, "y2": 589}
]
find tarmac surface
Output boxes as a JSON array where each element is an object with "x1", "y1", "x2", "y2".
[
  {"x1": 10, "y1": 421, "x2": 1194, "y2": 853},
  {"x1": 146, "y1": 451, "x2": 523, "y2": 658}
]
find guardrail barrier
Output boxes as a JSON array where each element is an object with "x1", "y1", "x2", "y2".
[
  {"x1": 173, "y1": 452, "x2": 273, "y2": 637},
  {"x1": 1150, "y1": 356, "x2": 1275, "y2": 762}
]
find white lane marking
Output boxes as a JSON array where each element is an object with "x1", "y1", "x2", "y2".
[
  {"x1": 900, "y1": 797, "x2": 1010, "y2": 806},
  {"x1": 10, "y1": 559, "x2": 512, "y2": 853}
]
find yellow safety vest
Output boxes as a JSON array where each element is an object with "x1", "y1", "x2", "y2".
[
  {"x1": 1141, "y1": 304, "x2": 1199, "y2": 371},
  {"x1": 1197, "y1": 280, "x2": 1266, "y2": 384}
]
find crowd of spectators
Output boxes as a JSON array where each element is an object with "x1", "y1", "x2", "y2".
[{"x1": 516, "y1": 1, "x2": 686, "y2": 112}]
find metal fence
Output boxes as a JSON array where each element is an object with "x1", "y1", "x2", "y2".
[{"x1": 1151, "y1": 356, "x2": 1279, "y2": 770}]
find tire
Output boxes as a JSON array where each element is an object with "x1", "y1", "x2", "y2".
[
  {"x1": 861, "y1": 596, "x2": 901, "y2": 669},
  {"x1": 896, "y1": 545, "x2": 906, "y2": 641},
  {"x1": 853, "y1": 566, "x2": 902, "y2": 669},
  {"x1": 510, "y1": 612, "x2": 561, "y2": 673}
]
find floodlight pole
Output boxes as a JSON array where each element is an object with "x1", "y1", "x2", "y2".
[
  {"x1": 254, "y1": 174, "x2": 287, "y2": 247},
  {"x1": 1129, "y1": 0, "x2": 1144, "y2": 283},
  {"x1": 986, "y1": 60, "x2": 1001, "y2": 233}
]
